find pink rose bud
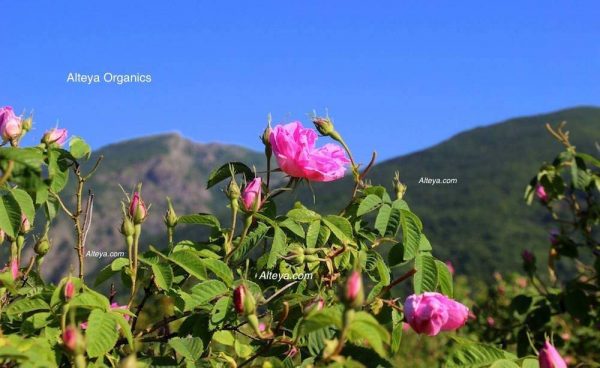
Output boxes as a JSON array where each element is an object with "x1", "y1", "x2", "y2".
[
  {"x1": 62, "y1": 326, "x2": 77, "y2": 351},
  {"x1": 10, "y1": 258, "x2": 19, "y2": 280},
  {"x1": 20, "y1": 214, "x2": 31, "y2": 233},
  {"x1": 404, "y1": 292, "x2": 469, "y2": 336},
  {"x1": 270, "y1": 122, "x2": 350, "y2": 182},
  {"x1": 64, "y1": 279, "x2": 75, "y2": 300},
  {"x1": 129, "y1": 192, "x2": 147, "y2": 224},
  {"x1": 241, "y1": 177, "x2": 262, "y2": 212},
  {"x1": 304, "y1": 296, "x2": 325, "y2": 315},
  {"x1": 0, "y1": 106, "x2": 23, "y2": 142},
  {"x1": 538, "y1": 340, "x2": 567, "y2": 368},
  {"x1": 110, "y1": 302, "x2": 131, "y2": 321},
  {"x1": 258, "y1": 322, "x2": 266, "y2": 332},
  {"x1": 445, "y1": 261, "x2": 455, "y2": 275},
  {"x1": 522, "y1": 250, "x2": 535, "y2": 264},
  {"x1": 486, "y1": 316, "x2": 495, "y2": 327},
  {"x1": 549, "y1": 229, "x2": 560, "y2": 246},
  {"x1": 42, "y1": 127, "x2": 68, "y2": 146},
  {"x1": 535, "y1": 184, "x2": 549, "y2": 202},
  {"x1": 344, "y1": 271, "x2": 364, "y2": 308},
  {"x1": 233, "y1": 284, "x2": 256, "y2": 315}
]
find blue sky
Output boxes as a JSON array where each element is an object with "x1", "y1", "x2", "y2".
[{"x1": 1, "y1": 1, "x2": 599, "y2": 163}]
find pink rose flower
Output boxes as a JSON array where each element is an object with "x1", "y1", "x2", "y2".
[
  {"x1": 0, "y1": 106, "x2": 22, "y2": 141},
  {"x1": 43, "y1": 127, "x2": 68, "y2": 146},
  {"x1": 538, "y1": 340, "x2": 567, "y2": 368},
  {"x1": 404, "y1": 292, "x2": 469, "y2": 336},
  {"x1": 269, "y1": 122, "x2": 350, "y2": 182},
  {"x1": 241, "y1": 177, "x2": 262, "y2": 211}
]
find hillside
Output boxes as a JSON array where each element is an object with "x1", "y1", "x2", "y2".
[{"x1": 39, "y1": 107, "x2": 600, "y2": 282}]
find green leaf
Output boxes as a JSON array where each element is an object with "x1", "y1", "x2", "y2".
[
  {"x1": 346, "y1": 311, "x2": 390, "y2": 358},
  {"x1": 190, "y1": 280, "x2": 228, "y2": 305},
  {"x1": 95, "y1": 258, "x2": 129, "y2": 286},
  {"x1": 435, "y1": 260, "x2": 453, "y2": 297},
  {"x1": 69, "y1": 136, "x2": 91, "y2": 159},
  {"x1": 0, "y1": 192, "x2": 22, "y2": 237},
  {"x1": 0, "y1": 147, "x2": 44, "y2": 168},
  {"x1": 169, "y1": 337, "x2": 204, "y2": 362},
  {"x1": 391, "y1": 310, "x2": 403, "y2": 354},
  {"x1": 267, "y1": 226, "x2": 287, "y2": 269},
  {"x1": 413, "y1": 253, "x2": 437, "y2": 294},
  {"x1": 306, "y1": 220, "x2": 321, "y2": 248},
  {"x1": 10, "y1": 188, "x2": 34, "y2": 226},
  {"x1": 280, "y1": 218, "x2": 305, "y2": 238},
  {"x1": 178, "y1": 213, "x2": 220, "y2": 228},
  {"x1": 490, "y1": 360, "x2": 520, "y2": 368},
  {"x1": 151, "y1": 262, "x2": 174, "y2": 290},
  {"x1": 446, "y1": 338, "x2": 517, "y2": 368},
  {"x1": 322, "y1": 215, "x2": 354, "y2": 245},
  {"x1": 202, "y1": 259, "x2": 233, "y2": 286},
  {"x1": 210, "y1": 296, "x2": 231, "y2": 326},
  {"x1": 86, "y1": 310, "x2": 118, "y2": 358},
  {"x1": 418, "y1": 234, "x2": 432, "y2": 251},
  {"x1": 206, "y1": 162, "x2": 254, "y2": 189},
  {"x1": 299, "y1": 308, "x2": 343, "y2": 337},
  {"x1": 401, "y1": 210, "x2": 422, "y2": 261},
  {"x1": 287, "y1": 208, "x2": 321, "y2": 223},
  {"x1": 520, "y1": 358, "x2": 539, "y2": 368},
  {"x1": 69, "y1": 290, "x2": 110, "y2": 310},
  {"x1": 357, "y1": 194, "x2": 383, "y2": 216},
  {"x1": 374, "y1": 204, "x2": 391, "y2": 236},
  {"x1": 6, "y1": 297, "x2": 50, "y2": 316},
  {"x1": 111, "y1": 312, "x2": 134, "y2": 349},
  {"x1": 230, "y1": 222, "x2": 269, "y2": 262},
  {"x1": 168, "y1": 249, "x2": 207, "y2": 281}
]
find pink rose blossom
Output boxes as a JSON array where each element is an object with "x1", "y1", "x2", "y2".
[
  {"x1": 269, "y1": 122, "x2": 350, "y2": 182},
  {"x1": 404, "y1": 292, "x2": 469, "y2": 336},
  {"x1": 0, "y1": 106, "x2": 22, "y2": 141},
  {"x1": 241, "y1": 177, "x2": 262, "y2": 211},
  {"x1": 64, "y1": 279, "x2": 75, "y2": 300},
  {"x1": 62, "y1": 326, "x2": 78, "y2": 351},
  {"x1": 538, "y1": 340, "x2": 567, "y2": 368},
  {"x1": 43, "y1": 128, "x2": 68, "y2": 146}
]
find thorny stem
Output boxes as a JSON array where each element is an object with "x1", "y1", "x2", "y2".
[{"x1": 377, "y1": 268, "x2": 417, "y2": 298}]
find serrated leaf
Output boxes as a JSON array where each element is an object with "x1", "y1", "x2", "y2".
[
  {"x1": 306, "y1": 220, "x2": 321, "y2": 248},
  {"x1": 191, "y1": 280, "x2": 228, "y2": 305},
  {"x1": 0, "y1": 193, "x2": 22, "y2": 238},
  {"x1": 230, "y1": 222, "x2": 269, "y2": 262},
  {"x1": 490, "y1": 360, "x2": 520, "y2": 368},
  {"x1": 86, "y1": 310, "x2": 118, "y2": 358},
  {"x1": 206, "y1": 162, "x2": 254, "y2": 189},
  {"x1": 374, "y1": 204, "x2": 391, "y2": 236},
  {"x1": 202, "y1": 259, "x2": 233, "y2": 286},
  {"x1": 357, "y1": 194, "x2": 383, "y2": 216},
  {"x1": 280, "y1": 218, "x2": 305, "y2": 238},
  {"x1": 95, "y1": 258, "x2": 129, "y2": 286},
  {"x1": 391, "y1": 310, "x2": 403, "y2": 354},
  {"x1": 346, "y1": 311, "x2": 390, "y2": 358},
  {"x1": 300, "y1": 308, "x2": 343, "y2": 337},
  {"x1": 10, "y1": 188, "x2": 34, "y2": 226},
  {"x1": 69, "y1": 136, "x2": 91, "y2": 159},
  {"x1": 267, "y1": 226, "x2": 287, "y2": 269},
  {"x1": 151, "y1": 262, "x2": 174, "y2": 290},
  {"x1": 435, "y1": 260, "x2": 453, "y2": 297},
  {"x1": 178, "y1": 213, "x2": 220, "y2": 228},
  {"x1": 169, "y1": 337, "x2": 204, "y2": 361},
  {"x1": 6, "y1": 297, "x2": 50, "y2": 316},
  {"x1": 401, "y1": 210, "x2": 422, "y2": 261},
  {"x1": 111, "y1": 312, "x2": 134, "y2": 349},
  {"x1": 322, "y1": 215, "x2": 353, "y2": 245},
  {"x1": 210, "y1": 296, "x2": 231, "y2": 326},
  {"x1": 69, "y1": 290, "x2": 110, "y2": 310},
  {"x1": 0, "y1": 147, "x2": 44, "y2": 168},
  {"x1": 446, "y1": 338, "x2": 517, "y2": 368},
  {"x1": 287, "y1": 208, "x2": 321, "y2": 223},
  {"x1": 168, "y1": 250, "x2": 207, "y2": 281},
  {"x1": 414, "y1": 253, "x2": 437, "y2": 294}
]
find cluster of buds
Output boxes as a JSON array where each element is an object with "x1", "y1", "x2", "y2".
[
  {"x1": 284, "y1": 245, "x2": 321, "y2": 266},
  {"x1": 342, "y1": 271, "x2": 364, "y2": 309}
]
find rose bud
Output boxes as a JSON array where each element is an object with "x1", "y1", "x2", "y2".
[
  {"x1": 62, "y1": 325, "x2": 85, "y2": 354},
  {"x1": 120, "y1": 215, "x2": 135, "y2": 238},
  {"x1": 129, "y1": 192, "x2": 147, "y2": 224},
  {"x1": 42, "y1": 127, "x2": 68, "y2": 146},
  {"x1": 404, "y1": 292, "x2": 469, "y2": 336},
  {"x1": 0, "y1": 106, "x2": 23, "y2": 142},
  {"x1": 34, "y1": 234, "x2": 51, "y2": 256},
  {"x1": 393, "y1": 171, "x2": 407, "y2": 200},
  {"x1": 20, "y1": 214, "x2": 31, "y2": 234},
  {"x1": 445, "y1": 261, "x2": 455, "y2": 275},
  {"x1": 486, "y1": 316, "x2": 495, "y2": 327},
  {"x1": 241, "y1": 177, "x2": 262, "y2": 212},
  {"x1": 522, "y1": 250, "x2": 535, "y2": 264},
  {"x1": 10, "y1": 258, "x2": 19, "y2": 280},
  {"x1": 535, "y1": 184, "x2": 549, "y2": 202},
  {"x1": 312, "y1": 116, "x2": 336, "y2": 137},
  {"x1": 343, "y1": 271, "x2": 364, "y2": 308},
  {"x1": 64, "y1": 278, "x2": 75, "y2": 300},
  {"x1": 304, "y1": 296, "x2": 325, "y2": 316},
  {"x1": 233, "y1": 284, "x2": 256, "y2": 316},
  {"x1": 226, "y1": 179, "x2": 241, "y2": 201},
  {"x1": 538, "y1": 340, "x2": 567, "y2": 368},
  {"x1": 164, "y1": 197, "x2": 178, "y2": 228},
  {"x1": 286, "y1": 244, "x2": 305, "y2": 266}
]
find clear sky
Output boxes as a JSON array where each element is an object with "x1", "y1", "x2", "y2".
[{"x1": 1, "y1": 1, "x2": 599, "y2": 164}]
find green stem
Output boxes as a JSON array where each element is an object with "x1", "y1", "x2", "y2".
[{"x1": 225, "y1": 215, "x2": 253, "y2": 263}]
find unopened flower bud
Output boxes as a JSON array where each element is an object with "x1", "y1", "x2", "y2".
[
  {"x1": 343, "y1": 271, "x2": 364, "y2": 308},
  {"x1": 304, "y1": 297, "x2": 325, "y2": 315},
  {"x1": 393, "y1": 171, "x2": 407, "y2": 200},
  {"x1": 0, "y1": 106, "x2": 23, "y2": 142},
  {"x1": 538, "y1": 340, "x2": 567, "y2": 368},
  {"x1": 22, "y1": 115, "x2": 33, "y2": 133},
  {"x1": 120, "y1": 216, "x2": 135, "y2": 237},
  {"x1": 10, "y1": 258, "x2": 19, "y2": 280},
  {"x1": 20, "y1": 214, "x2": 31, "y2": 234},
  {"x1": 226, "y1": 179, "x2": 241, "y2": 201},
  {"x1": 34, "y1": 235, "x2": 51, "y2": 256},
  {"x1": 62, "y1": 325, "x2": 85, "y2": 354},
  {"x1": 64, "y1": 278, "x2": 75, "y2": 300},
  {"x1": 42, "y1": 127, "x2": 68, "y2": 146},
  {"x1": 241, "y1": 177, "x2": 263, "y2": 212},
  {"x1": 312, "y1": 116, "x2": 336, "y2": 137},
  {"x1": 233, "y1": 284, "x2": 256, "y2": 316},
  {"x1": 521, "y1": 250, "x2": 535, "y2": 264},
  {"x1": 535, "y1": 184, "x2": 549, "y2": 202},
  {"x1": 164, "y1": 197, "x2": 178, "y2": 228},
  {"x1": 261, "y1": 124, "x2": 272, "y2": 149},
  {"x1": 129, "y1": 191, "x2": 147, "y2": 224},
  {"x1": 287, "y1": 245, "x2": 305, "y2": 266}
]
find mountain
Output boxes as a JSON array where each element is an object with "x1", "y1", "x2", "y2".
[{"x1": 40, "y1": 107, "x2": 600, "y2": 282}]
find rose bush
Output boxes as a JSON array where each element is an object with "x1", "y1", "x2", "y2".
[{"x1": 0, "y1": 108, "x2": 595, "y2": 367}]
